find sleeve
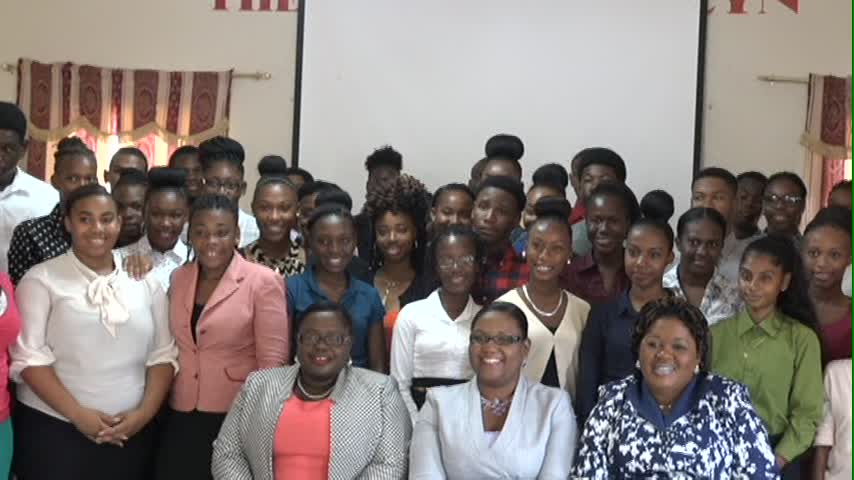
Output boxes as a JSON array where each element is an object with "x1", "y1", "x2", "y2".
[
  {"x1": 253, "y1": 272, "x2": 289, "y2": 368},
  {"x1": 576, "y1": 307, "x2": 605, "y2": 424},
  {"x1": 570, "y1": 387, "x2": 616, "y2": 480},
  {"x1": 728, "y1": 382, "x2": 780, "y2": 479},
  {"x1": 286, "y1": 277, "x2": 297, "y2": 321},
  {"x1": 357, "y1": 376, "x2": 413, "y2": 480},
  {"x1": 145, "y1": 278, "x2": 179, "y2": 372},
  {"x1": 0, "y1": 274, "x2": 21, "y2": 350},
  {"x1": 8, "y1": 271, "x2": 56, "y2": 381},
  {"x1": 408, "y1": 390, "x2": 448, "y2": 479},
  {"x1": 8, "y1": 224, "x2": 36, "y2": 286},
  {"x1": 775, "y1": 328, "x2": 824, "y2": 462},
  {"x1": 369, "y1": 289, "x2": 387, "y2": 326},
  {"x1": 389, "y1": 307, "x2": 419, "y2": 422},
  {"x1": 539, "y1": 391, "x2": 578, "y2": 480},
  {"x1": 814, "y1": 365, "x2": 838, "y2": 447},
  {"x1": 211, "y1": 374, "x2": 254, "y2": 480}
]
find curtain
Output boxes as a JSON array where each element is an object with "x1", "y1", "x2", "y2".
[
  {"x1": 801, "y1": 74, "x2": 851, "y2": 220},
  {"x1": 15, "y1": 58, "x2": 233, "y2": 179}
]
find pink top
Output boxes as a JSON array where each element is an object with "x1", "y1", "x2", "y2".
[
  {"x1": 274, "y1": 395, "x2": 332, "y2": 480},
  {"x1": 820, "y1": 304, "x2": 852, "y2": 363},
  {"x1": 0, "y1": 273, "x2": 21, "y2": 423}
]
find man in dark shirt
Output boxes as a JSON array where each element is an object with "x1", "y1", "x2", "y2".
[{"x1": 355, "y1": 146, "x2": 402, "y2": 267}]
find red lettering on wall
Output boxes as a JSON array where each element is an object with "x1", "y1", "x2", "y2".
[
  {"x1": 213, "y1": 0, "x2": 228, "y2": 10},
  {"x1": 277, "y1": 0, "x2": 292, "y2": 11},
  {"x1": 240, "y1": 0, "x2": 253, "y2": 11},
  {"x1": 258, "y1": 0, "x2": 272, "y2": 11}
]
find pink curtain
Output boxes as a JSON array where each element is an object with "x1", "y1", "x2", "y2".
[{"x1": 16, "y1": 58, "x2": 233, "y2": 179}]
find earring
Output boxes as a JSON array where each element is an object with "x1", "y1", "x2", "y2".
[
  {"x1": 694, "y1": 365, "x2": 700, "y2": 374},
  {"x1": 635, "y1": 360, "x2": 641, "y2": 370}
]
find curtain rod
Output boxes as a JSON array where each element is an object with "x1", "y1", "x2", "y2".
[
  {"x1": 0, "y1": 63, "x2": 271, "y2": 80},
  {"x1": 757, "y1": 74, "x2": 808, "y2": 85}
]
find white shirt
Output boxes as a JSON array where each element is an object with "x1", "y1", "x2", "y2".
[
  {"x1": 815, "y1": 359, "x2": 852, "y2": 480},
  {"x1": 117, "y1": 235, "x2": 189, "y2": 291},
  {"x1": 842, "y1": 265, "x2": 851, "y2": 298},
  {"x1": 238, "y1": 209, "x2": 259, "y2": 248},
  {"x1": 0, "y1": 168, "x2": 59, "y2": 273},
  {"x1": 718, "y1": 231, "x2": 763, "y2": 285},
  {"x1": 390, "y1": 290, "x2": 479, "y2": 420},
  {"x1": 10, "y1": 251, "x2": 178, "y2": 421},
  {"x1": 663, "y1": 265, "x2": 743, "y2": 325}
]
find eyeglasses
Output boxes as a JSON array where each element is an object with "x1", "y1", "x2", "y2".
[
  {"x1": 436, "y1": 255, "x2": 477, "y2": 271},
  {"x1": 205, "y1": 179, "x2": 243, "y2": 193},
  {"x1": 763, "y1": 193, "x2": 803, "y2": 206},
  {"x1": 470, "y1": 333, "x2": 524, "y2": 346},
  {"x1": 297, "y1": 332, "x2": 352, "y2": 347}
]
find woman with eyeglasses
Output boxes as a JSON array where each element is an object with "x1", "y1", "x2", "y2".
[
  {"x1": 410, "y1": 302, "x2": 577, "y2": 479},
  {"x1": 390, "y1": 226, "x2": 482, "y2": 421},
  {"x1": 212, "y1": 301, "x2": 411, "y2": 479},
  {"x1": 762, "y1": 172, "x2": 807, "y2": 248}
]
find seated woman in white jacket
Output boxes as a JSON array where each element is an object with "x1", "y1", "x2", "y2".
[{"x1": 410, "y1": 301, "x2": 577, "y2": 479}]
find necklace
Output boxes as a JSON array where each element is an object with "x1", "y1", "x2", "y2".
[
  {"x1": 480, "y1": 395, "x2": 512, "y2": 417},
  {"x1": 296, "y1": 376, "x2": 334, "y2": 401},
  {"x1": 522, "y1": 285, "x2": 565, "y2": 317}
]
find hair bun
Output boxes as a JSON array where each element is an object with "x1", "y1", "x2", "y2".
[
  {"x1": 485, "y1": 134, "x2": 524, "y2": 161},
  {"x1": 148, "y1": 167, "x2": 187, "y2": 188},
  {"x1": 534, "y1": 197, "x2": 571, "y2": 220},
  {"x1": 640, "y1": 190, "x2": 675, "y2": 223},
  {"x1": 198, "y1": 136, "x2": 245, "y2": 163},
  {"x1": 258, "y1": 155, "x2": 288, "y2": 177}
]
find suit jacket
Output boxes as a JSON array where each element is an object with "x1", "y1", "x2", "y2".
[
  {"x1": 212, "y1": 365, "x2": 412, "y2": 480},
  {"x1": 169, "y1": 253, "x2": 289, "y2": 413}
]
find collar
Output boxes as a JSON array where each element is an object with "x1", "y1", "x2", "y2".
[
  {"x1": 48, "y1": 202, "x2": 67, "y2": 231},
  {"x1": 1, "y1": 168, "x2": 26, "y2": 195},
  {"x1": 736, "y1": 308, "x2": 784, "y2": 337},
  {"x1": 304, "y1": 263, "x2": 356, "y2": 300},
  {"x1": 484, "y1": 244, "x2": 520, "y2": 268},
  {"x1": 569, "y1": 202, "x2": 586, "y2": 225},
  {"x1": 616, "y1": 289, "x2": 635, "y2": 316},
  {"x1": 139, "y1": 234, "x2": 190, "y2": 261},
  {"x1": 571, "y1": 253, "x2": 598, "y2": 273},
  {"x1": 632, "y1": 374, "x2": 704, "y2": 430}
]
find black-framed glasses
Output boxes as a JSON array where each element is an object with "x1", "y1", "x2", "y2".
[
  {"x1": 470, "y1": 333, "x2": 524, "y2": 346},
  {"x1": 297, "y1": 332, "x2": 352, "y2": 347},
  {"x1": 204, "y1": 179, "x2": 243, "y2": 193},
  {"x1": 436, "y1": 255, "x2": 476, "y2": 271},
  {"x1": 763, "y1": 193, "x2": 803, "y2": 206}
]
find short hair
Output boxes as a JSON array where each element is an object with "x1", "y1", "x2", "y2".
[
  {"x1": 765, "y1": 171, "x2": 807, "y2": 199},
  {"x1": 258, "y1": 155, "x2": 288, "y2": 175},
  {"x1": 574, "y1": 147, "x2": 626, "y2": 182},
  {"x1": 432, "y1": 183, "x2": 474, "y2": 207},
  {"x1": 429, "y1": 225, "x2": 483, "y2": 275},
  {"x1": 632, "y1": 297, "x2": 712, "y2": 371},
  {"x1": 469, "y1": 157, "x2": 489, "y2": 190},
  {"x1": 476, "y1": 175, "x2": 526, "y2": 213},
  {"x1": 640, "y1": 189, "x2": 675, "y2": 223},
  {"x1": 315, "y1": 187, "x2": 352, "y2": 211},
  {"x1": 168, "y1": 145, "x2": 199, "y2": 167},
  {"x1": 692, "y1": 167, "x2": 737, "y2": 195},
  {"x1": 0, "y1": 101, "x2": 27, "y2": 143},
  {"x1": 189, "y1": 193, "x2": 239, "y2": 227},
  {"x1": 146, "y1": 167, "x2": 188, "y2": 203},
  {"x1": 829, "y1": 179, "x2": 851, "y2": 199},
  {"x1": 365, "y1": 145, "x2": 403, "y2": 172},
  {"x1": 531, "y1": 163, "x2": 569, "y2": 193},
  {"x1": 110, "y1": 147, "x2": 148, "y2": 170},
  {"x1": 286, "y1": 167, "x2": 314, "y2": 185},
  {"x1": 297, "y1": 180, "x2": 338, "y2": 202},
  {"x1": 198, "y1": 136, "x2": 245, "y2": 176},
  {"x1": 54, "y1": 137, "x2": 96, "y2": 171},
  {"x1": 585, "y1": 182, "x2": 641, "y2": 224},
  {"x1": 64, "y1": 183, "x2": 115, "y2": 217},
  {"x1": 471, "y1": 301, "x2": 529, "y2": 339},
  {"x1": 805, "y1": 206, "x2": 852, "y2": 239},
  {"x1": 113, "y1": 168, "x2": 149, "y2": 190},
  {"x1": 736, "y1": 171, "x2": 768, "y2": 185},
  {"x1": 297, "y1": 300, "x2": 354, "y2": 334},
  {"x1": 676, "y1": 207, "x2": 727, "y2": 240}
]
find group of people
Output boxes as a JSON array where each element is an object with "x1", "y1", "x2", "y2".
[{"x1": 0, "y1": 99, "x2": 850, "y2": 479}]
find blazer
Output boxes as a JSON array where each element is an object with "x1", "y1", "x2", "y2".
[
  {"x1": 169, "y1": 253, "x2": 289, "y2": 413},
  {"x1": 410, "y1": 375, "x2": 577, "y2": 479},
  {"x1": 212, "y1": 365, "x2": 412, "y2": 480}
]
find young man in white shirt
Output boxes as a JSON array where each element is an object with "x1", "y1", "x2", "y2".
[{"x1": 0, "y1": 102, "x2": 59, "y2": 274}]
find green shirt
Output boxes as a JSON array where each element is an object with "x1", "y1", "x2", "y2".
[{"x1": 710, "y1": 309, "x2": 823, "y2": 462}]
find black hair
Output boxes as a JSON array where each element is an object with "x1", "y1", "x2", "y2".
[
  {"x1": 485, "y1": 134, "x2": 524, "y2": 162},
  {"x1": 433, "y1": 183, "x2": 475, "y2": 207},
  {"x1": 54, "y1": 137, "x2": 97, "y2": 171},
  {"x1": 168, "y1": 145, "x2": 199, "y2": 167},
  {"x1": 189, "y1": 193, "x2": 239, "y2": 227},
  {"x1": 364, "y1": 174, "x2": 431, "y2": 270},
  {"x1": 765, "y1": 171, "x2": 807, "y2": 199},
  {"x1": 531, "y1": 163, "x2": 569, "y2": 193},
  {"x1": 632, "y1": 297, "x2": 711, "y2": 372},
  {"x1": 470, "y1": 301, "x2": 529, "y2": 339},
  {"x1": 574, "y1": 147, "x2": 627, "y2": 182},
  {"x1": 469, "y1": 157, "x2": 489, "y2": 191},
  {"x1": 316, "y1": 187, "x2": 352, "y2": 211},
  {"x1": 64, "y1": 183, "x2": 115, "y2": 217},
  {"x1": 736, "y1": 171, "x2": 768, "y2": 186},
  {"x1": 676, "y1": 207, "x2": 727, "y2": 241},
  {"x1": 692, "y1": 167, "x2": 737, "y2": 195},
  {"x1": 529, "y1": 197, "x2": 572, "y2": 239},
  {"x1": 198, "y1": 136, "x2": 245, "y2": 176},
  {"x1": 114, "y1": 168, "x2": 149, "y2": 190},
  {"x1": 804, "y1": 206, "x2": 852, "y2": 239},
  {"x1": 258, "y1": 155, "x2": 288, "y2": 175},
  {"x1": 430, "y1": 225, "x2": 483, "y2": 276},
  {"x1": 741, "y1": 235, "x2": 820, "y2": 339},
  {"x1": 146, "y1": 167, "x2": 188, "y2": 203},
  {"x1": 631, "y1": 190, "x2": 675, "y2": 248},
  {"x1": 365, "y1": 145, "x2": 403, "y2": 172},
  {"x1": 475, "y1": 175, "x2": 526, "y2": 213},
  {"x1": 585, "y1": 182, "x2": 641, "y2": 224},
  {"x1": 298, "y1": 180, "x2": 338, "y2": 202},
  {"x1": 286, "y1": 167, "x2": 314, "y2": 185},
  {"x1": 306, "y1": 201, "x2": 357, "y2": 235},
  {"x1": 110, "y1": 147, "x2": 148, "y2": 170},
  {"x1": 296, "y1": 300, "x2": 354, "y2": 335},
  {"x1": 829, "y1": 179, "x2": 851, "y2": 200},
  {"x1": 0, "y1": 101, "x2": 27, "y2": 143}
]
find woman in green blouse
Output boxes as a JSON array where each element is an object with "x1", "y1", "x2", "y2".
[{"x1": 711, "y1": 234, "x2": 823, "y2": 479}]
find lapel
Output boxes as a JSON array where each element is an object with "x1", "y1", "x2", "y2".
[
  {"x1": 328, "y1": 367, "x2": 354, "y2": 480},
  {"x1": 257, "y1": 367, "x2": 298, "y2": 480},
  {"x1": 201, "y1": 254, "x2": 245, "y2": 320}
]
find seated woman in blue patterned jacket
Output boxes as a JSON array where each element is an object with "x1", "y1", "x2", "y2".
[{"x1": 573, "y1": 297, "x2": 778, "y2": 479}]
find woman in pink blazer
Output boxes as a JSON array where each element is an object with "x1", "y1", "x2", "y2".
[{"x1": 154, "y1": 194, "x2": 289, "y2": 480}]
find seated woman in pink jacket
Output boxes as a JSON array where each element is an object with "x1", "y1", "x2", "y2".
[{"x1": 154, "y1": 194, "x2": 290, "y2": 480}]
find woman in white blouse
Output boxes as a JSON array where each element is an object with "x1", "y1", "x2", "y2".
[
  {"x1": 390, "y1": 226, "x2": 481, "y2": 419},
  {"x1": 10, "y1": 184, "x2": 178, "y2": 480},
  {"x1": 410, "y1": 301, "x2": 577, "y2": 479},
  {"x1": 498, "y1": 198, "x2": 590, "y2": 397}
]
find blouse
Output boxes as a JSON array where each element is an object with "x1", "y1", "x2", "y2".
[
  {"x1": 0, "y1": 274, "x2": 21, "y2": 423},
  {"x1": 572, "y1": 373, "x2": 778, "y2": 479},
  {"x1": 663, "y1": 265, "x2": 742, "y2": 325},
  {"x1": 711, "y1": 309, "x2": 824, "y2": 462},
  {"x1": 242, "y1": 240, "x2": 306, "y2": 278},
  {"x1": 117, "y1": 234, "x2": 189, "y2": 291},
  {"x1": 10, "y1": 251, "x2": 178, "y2": 421},
  {"x1": 238, "y1": 209, "x2": 261, "y2": 248},
  {"x1": 561, "y1": 253, "x2": 628, "y2": 306},
  {"x1": 819, "y1": 304, "x2": 852, "y2": 363},
  {"x1": 497, "y1": 288, "x2": 590, "y2": 397},
  {"x1": 815, "y1": 359, "x2": 852, "y2": 480},
  {"x1": 390, "y1": 290, "x2": 479, "y2": 419},
  {"x1": 273, "y1": 396, "x2": 332, "y2": 480}
]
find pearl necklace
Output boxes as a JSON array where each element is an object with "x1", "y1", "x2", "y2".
[
  {"x1": 296, "y1": 376, "x2": 334, "y2": 400},
  {"x1": 522, "y1": 285, "x2": 565, "y2": 317}
]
